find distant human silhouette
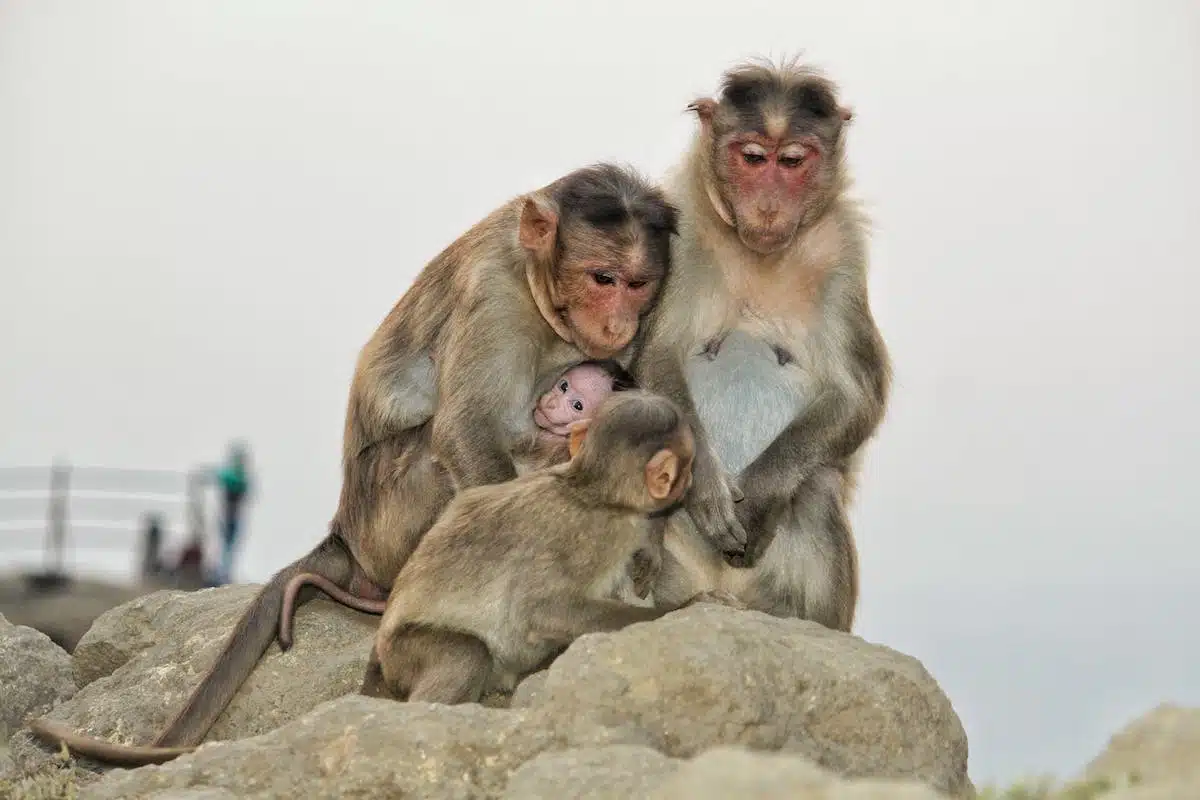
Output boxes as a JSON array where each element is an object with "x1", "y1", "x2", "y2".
[
  {"x1": 214, "y1": 441, "x2": 252, "y2": 584},
  {"x1": 175, "y1": 532, "x2": 207, "y2": 587},
  {"x1": 139, "y1": 512, "x2": 166, "y2": 579}
]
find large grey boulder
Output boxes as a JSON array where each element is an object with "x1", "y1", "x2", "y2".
[
  {"x1": 8, "y1": 585, "x2": 378, "y2": 777},
  {"x1": 650, "y1": 746, "x2": 947, "y2": 799},
  {"x1": 515, "y1": 603, "x2": 972, "y2": 798},
  {"x1": 78, "y1": 695, "x2": 648, "y2": 799},
  {"x1": 10, "y1": 585, "x2": 974, "y2": 798},
  {"x1": 0, "y1": 613, "x2": 77, "y2": 740},
  {"x1": 1077, "y1": 704, "x2": 1200, "y2": 799}
]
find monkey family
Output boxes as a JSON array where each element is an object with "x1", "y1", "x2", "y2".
[{"x1": 28, "y1": 56, "x2": 891, "y2": 765}]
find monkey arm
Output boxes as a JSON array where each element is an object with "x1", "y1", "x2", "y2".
[
  {"x1": 633, "y1": 339, "x2": 748, "y2": 555},
  {"x1": 429, "y1": 301, "x2": 540, "y2": 489},
  {"x1": 736, "y1": 285, "x2": 891, "y2": 560}
]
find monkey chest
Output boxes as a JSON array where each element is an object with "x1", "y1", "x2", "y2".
[{"x1": 684, "y1": 323, "x2": 810, "y2": 476}]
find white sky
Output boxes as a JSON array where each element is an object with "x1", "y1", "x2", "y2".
[{"x1": 1, "y1": 0, "x2": 1197, "y2": 786}]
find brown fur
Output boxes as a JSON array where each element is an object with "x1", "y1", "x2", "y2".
[
  {"x1": 360, "y1": 391, "x2": 743, "y2": 704},
  {"x1": 632, "y1": 58, "x2": 892, "y2": 630},
  {"x1": 26, "y1": 164, "x2": 679, "y2": 765}
]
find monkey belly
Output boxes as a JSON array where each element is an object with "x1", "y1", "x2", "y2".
[{"x1": 685, "y1": 330, "x2": 805, "y2": 475}]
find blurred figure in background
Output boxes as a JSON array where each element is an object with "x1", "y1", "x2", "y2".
[
  {"x1": 214, "y1": 440, "x2": 253, "y2": 584},
  {"x1": 139, "y1": 511, "x2": 166, "y2": 580}
]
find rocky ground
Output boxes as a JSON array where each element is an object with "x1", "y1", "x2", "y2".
[{"x1": 0, "y1": 587, "x2": 1195, "y2": 799}]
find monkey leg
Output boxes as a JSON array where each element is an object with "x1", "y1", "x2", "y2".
[
  {"x1": 359, "y1": 645, "x2": 399, "y2": 700},
  {"x1": 734, "y1": 466, "x2": 858, "y2": 631},
  {"x1": 278, "y1": 571, "x2": 388, "y2": 650},
  {"x1": 374, "y1": 625, "x2": 493, "y2": 705}
]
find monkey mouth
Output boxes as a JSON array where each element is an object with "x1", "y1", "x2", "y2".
[
  {"x1": 533, "y1": 408, "x2": 573, "y2": 437},
  {"x1": 738, "y1": 226, "x2": 794, "y2": 255}
]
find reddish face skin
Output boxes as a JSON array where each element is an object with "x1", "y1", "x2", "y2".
[
  {"x1": 533, "y1": 364, "x2": 618, "y2": 437},
  {"x1": 558, "y1": 244, "x2": 659, "y2": 359},
  {"x1": 721, "y1": 134, "x2": 823, "y2": 255}
]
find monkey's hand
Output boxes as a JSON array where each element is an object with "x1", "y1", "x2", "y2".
[
  {"x1": 628, "y1": 547, "x2": 661, "y2": 600},
  {"x1": 730, "y1": 494, "x2": 783, "y2": 568},
  {"x1": 685, "y1": 451, "x2": 749, "y2": 557}
]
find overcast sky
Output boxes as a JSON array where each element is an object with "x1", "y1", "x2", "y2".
[{"x1": 1, "y1": 0, "x2": 1197, "y2": 786}]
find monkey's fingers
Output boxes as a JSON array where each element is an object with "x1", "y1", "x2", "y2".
[{"x1": 688, "y1": 490, "x2": 749, "y2": 556}]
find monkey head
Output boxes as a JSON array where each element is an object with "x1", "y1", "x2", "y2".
[
  {"x1": 533, "y1": 360, "x2": 638, "y2": 438},
  {"x1": 689, "y1": 59, "x2": 853, "y2": 255},
  {"x1": 566, "y1": 390, "x2": 695, "y2": 512},
  {"x1": 520, "y1": 165, "x2": 679, "y2": 359}
]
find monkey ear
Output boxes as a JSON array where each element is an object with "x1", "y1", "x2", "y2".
[
  {"x1": 519, "y1": 197, "x2": 558, "y2": 257},
  {"x1": 686, "y1": 98, "x2": 717, "y2": 125},
  {"x1": 644, "y1": 449, "x2": 680, "y2": 501},
  {"x1": 567, "y1": 420, "x2": 591, "y2": 459}
]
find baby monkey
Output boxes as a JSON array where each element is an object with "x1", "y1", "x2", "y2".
[
  {"x1": 276, "y1": 359, "x2": 642, "y2": 641},
  {"x1": 359, "y1": 390, "x2": 741, "y2": 705}
]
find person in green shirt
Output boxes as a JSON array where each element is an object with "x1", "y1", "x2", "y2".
[{"x1": 214, "y1": 441, "x2": 252, "y2": 584}]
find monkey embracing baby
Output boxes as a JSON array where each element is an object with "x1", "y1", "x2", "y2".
[
  {"x1": 26, "y1": 390, "x2": 741, "y2": 765},
  {"x1": 358, "y1": 389, "x2": 743, "y2": 704},
  {"x1": 276, "y1": 358, "x2": 740, "y2": 639}
]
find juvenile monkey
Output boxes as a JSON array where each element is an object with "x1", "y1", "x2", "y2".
[
  {"x1": 358, "y1": 390, "x2": 739, "y2": 705},
  {"x1": 275, "y1": 358, "x2": 642, "y2": 639},
  {"x1": 27, "y1": 165, "x2": 680, "y2": 765},
  {"x1": 633, "y1": 58, "x2": 892, "y2": 630}
]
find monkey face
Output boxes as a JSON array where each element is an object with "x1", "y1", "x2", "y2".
[
  {"x1": 556, "y1": 235, "x2": 663, "y2": 359},
  {"x1": 695, "y1": 68, "x2": 849, "y2": 255},
  {"x1": 534, "y1": 364, "x2": 616, "y2": 437}
]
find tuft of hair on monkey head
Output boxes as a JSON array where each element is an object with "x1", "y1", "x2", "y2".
[
  {"x1": 687, "y1": 56, "x2": 853, "y2": 256},
  {"x1": 521, "y1": 164, "x2": 680, "y2": 359},
  {"x1": 562, "y1": 390, "x2": 695, "y2": 514}
]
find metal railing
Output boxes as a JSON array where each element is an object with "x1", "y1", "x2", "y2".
[{"x1": 0, "y1": 461, "x2": 215, "y2": 582}]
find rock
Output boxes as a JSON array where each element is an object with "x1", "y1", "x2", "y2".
[
  {"x1": 9, "y1": 586, "x2": 973, "y2": 798},
  {"x1": 649, "y1": 746, "x2": 946, "y2": 799},
  {"x1": 10, "y1": 584, "x2": 379, "y2": 774},
  {"x1": 71, "y1": 589, "x2": 187, "y2": 688},
  {"x1": 1082, "y1": 704, "x2": 1200, "y2": 787},
  {"x1": 501, "y1": 744, "x2": 678, "y2": 799},
  {"x1": 0, "y1": 613, "x2": 77, "y2": 740},
  {"x1": 515, "y1": 604, "x2": 971, "y2": 798},
  {"x1": 78, "y1": 695, "x2": 646, "y2": 799}
]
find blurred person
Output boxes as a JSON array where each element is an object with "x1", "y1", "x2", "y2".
[{"x1": 214, "y1": 441, "x2": 253, "y2": 584}]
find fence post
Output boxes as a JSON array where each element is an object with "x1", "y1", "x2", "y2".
[{"x1": 44, "y1": 458, "x2": 70, "y2": 577}]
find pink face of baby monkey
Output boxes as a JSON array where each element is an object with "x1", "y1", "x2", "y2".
[{"x1": 533, "y1": 363, "x2": 618, "y2": 437}]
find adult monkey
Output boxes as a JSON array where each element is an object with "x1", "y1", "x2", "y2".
[
  {"x1": 27, "y1": 163, "x2": 684, "y2": 765},
  {"x1": 634, "y1": 58, "x2": 892, "y2": 630}
]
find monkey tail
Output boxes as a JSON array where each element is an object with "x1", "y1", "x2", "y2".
[
  {"x1": 25, "y1": 533, "x2": 357, "y2": 766},
  {"x1": 277, "y1": 572, "x2": 387, "y2": 650},
  {"x1": 150, "y1": 534, "x2": 356, "y2": 748}
]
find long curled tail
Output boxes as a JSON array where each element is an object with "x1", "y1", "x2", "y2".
[
  {"x1": 278, "y1": 572, "x2": 387, "y2": 650},
  {"x1": 26, "y1": 534, "x2": 356, "y2": 766}
]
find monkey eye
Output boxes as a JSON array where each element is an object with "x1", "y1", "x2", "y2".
[
  {"x1": 592, "y1": 272, "x2": 616, "y2": 286},
  {"x1": 572, "y1": 400, "x2": 583, "y2": 412},
  {"x1": 559, "y1": 380, "x2": 569, "y2": 392},
  {"x1": 741, "y1": 143, "x2": 768, "y2": 165},
  {"x1": 628, "y1": 280, "x2": 647, "y2": 290},
  {"x1": 779, "y1": 145, "x2": 810, "y2": 168}
]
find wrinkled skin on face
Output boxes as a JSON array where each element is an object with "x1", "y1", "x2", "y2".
[
  {"x1": 518, "y1": 166, "x2": 677, "y2": 360},
  {"x1": 533, "y1": 363, "x2": 618, "y2": 437},
  {"x1": 694, "y1": 65, "x2": 851, "y2": 255}
]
